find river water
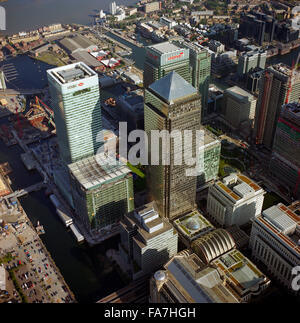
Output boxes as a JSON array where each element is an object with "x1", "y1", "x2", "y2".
[
  {"x1": 0, "y1": 55, "x2": 127, "y2": 303},
  {"x1": 1, "y1": 3, "x2": 299, "y2": 302},
  {"x1": 1, "y1": 0, "x2": 137, "y2": 35}
]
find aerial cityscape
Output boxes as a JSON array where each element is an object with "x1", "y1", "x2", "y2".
[{"x1": 0, "y1": 0, "x2": 299, "y2": 307}]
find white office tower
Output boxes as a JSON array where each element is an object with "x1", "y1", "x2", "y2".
[
  {"x1": 249, "y1": 201, "x2": 300, "y2": 296},
  {"x1": 207, "y1": 173, "x2": 265, "y2": 227},
  {"x1": 47, "y1": 62, "x2": 102, "y2": 165},
  {"x1": 109, "y1": 1, "x2": 117, "y2": 15}
]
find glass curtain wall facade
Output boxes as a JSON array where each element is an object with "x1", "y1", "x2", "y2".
[
  {"x1": 144, "y1": 72, "x2": 201, "y2": 221},
  {"x1": 47, "y1": 62, "x2": 102, "y2": 165}
]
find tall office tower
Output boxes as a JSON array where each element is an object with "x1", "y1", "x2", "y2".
[
  {"x1": 144, "y1": 72, "x2": 201, "y2": 221},
  {"x1": 254, "y1": 63, "x2": 300, "y2": 149},
  {"x1": 207, "y1": 173, "x2": 265, "y2": 227},
  {"x1": 143, "y1": 42, "x2": 191, "y2": 89},
  {"x1": 249, "y1": 201, "x2": 300, "y2": 296},
  {"x1": 119, "y1": 201, "x2": 178, "y2": 278},
  {"x1": 68, "y1": 153, "x2": 134, "y2": 235},
  {"x1": 175, "y1": 41, "x2": 211, "y2": 119},
  {"x1": 237, "y1": 49, "x2": 266, "y2": 77},
  {"x1": 270, "y1": 103, "x2": 300, "y2": 199},
  {"x1": 47, "y1": 62, "x2": 102, "y2": 165},
  {"x1": 223, "y1": 86, "x2": 257, "y2": 129},
  {"x1": 109, "y1": 1, "x2": 117, "y2": 15}
]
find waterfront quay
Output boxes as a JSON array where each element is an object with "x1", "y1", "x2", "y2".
[{"x1": 0, "y1": 194, "x2": 75, "y2": 303}]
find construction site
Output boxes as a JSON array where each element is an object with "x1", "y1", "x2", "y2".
[{"x1": 0, "y1": 96, "x2": 56, "y2": 146}]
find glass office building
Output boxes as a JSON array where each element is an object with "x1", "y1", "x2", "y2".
[
  {"x1": 68, "y1": 154, "x2": 134, "y2": 232},
  {"x1": 144, "y1": 42, "x2": 191, "y2": 89},
  {"x1": 144, "y1": 71, "x2": 201, "y2": 221},
  {"x1": 47, "y1": 62, "x2": 102, "y2": 165}
]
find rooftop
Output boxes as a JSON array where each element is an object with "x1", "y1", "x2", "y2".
[
  {"x1": 59, "y1": 34, "x2": 97, "y2": 53},
  {"x1": 149, "y1": 71, "x2": 197, "y2": 104},
  {"x1": 225, "y1": 86, "x2": 255, "y2": 103},
  {"x1": 147, "y1": 41, "x2": 182, "y2": 55},
  {"x1": 164, "y1": 253, "x2": 238, "y2": 303},
  {"x1": 280, "y1": 102, "x2": 300, "y2": 127},
  {"x1": 257, "y1": 203, "x2": 300, "y2": 256},
  {"x1": 212, "y1": 249, "x2": 268, "y2": 292},
  {"x1": 122, "y1": 202, "x2": 174, "y2": 244},
  {"x1": 47, "y1": 62, "x2": 96, "y2": 85},
  {"x1": 68, "y1": 153, "x2": 131, "y2": 191},
  {"x1": 174, "y1": 210, "x2": 214, "y2": 241},
  {"x1": 215, "y1": 173, "x2": 263, "y2": 203}
]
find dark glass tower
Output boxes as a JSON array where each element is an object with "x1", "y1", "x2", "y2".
[{"x1": 144, "y1": 72, "x2": 201, "y2": 220}]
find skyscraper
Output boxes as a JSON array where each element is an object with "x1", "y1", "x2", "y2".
[
  {"x1": 175, "y1": 41, "x2": 211, "y2": 118},
  {"x1": 144, "y1": 72, "x2": 201, "y2": 220},
  {"x1": 143, "y1": 42, "x2": 191, "y2": 89},
  {"x1": 254, "y1": 63, "x2": 300, "y2": 148},
  {"x1": 270, "y1": 102, "x2": 300, "y2": 198},
  {"x1": 47, "y1": 62, "x2": 102, "y2": 165}
]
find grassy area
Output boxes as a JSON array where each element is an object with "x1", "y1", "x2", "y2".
[
  {"x1": 219, "y1": 157, "x2": 243, "y2": 177},
  {"x1": 9, "y1": 267, "x2": 28, "y2": 303},
  {"x1": 0, "y1": 252, "x2": 13, "y2": 265},
  {"x1": 126, "y1": 162, "x2": 145, "y2": 179},
  {"x1": 35, "y1": 52, "x2": 65, "y2": 67},
  {"x1": 205, "y1": 124, "x2": 223, "y2": 137},
  {"x1": 127, "y1": 162, "x2": 146, "y2": 193}
]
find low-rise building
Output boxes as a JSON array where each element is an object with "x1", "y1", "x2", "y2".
[
  {"x1": 144, "y1": 1, "x2": 161, "y2": 13},
  {"x1": 150, "y1": 250, "x2": 239, "y2": 303},
  {"x1": 173, "y1": 209, "x2": 214, "y2": 247},
  {"x1": 207, "y1": 173, "x2": 265, "y2": 227},
  {"x1": 249, "y1": 201, "x2": 300, "y2": 295},
  {"x1": 150, "y1": 228, "x2": 270, "y2": 303}
]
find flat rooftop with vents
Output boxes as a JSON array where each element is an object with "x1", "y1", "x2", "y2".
[
  {"x1": 47, "y1": 62, "x2": 97, "y2": 85},
  {"x1": 147, "y1": 42, "x2": 182, "y2": 55},
  {"x1": 256, "y1": 202, "x2": 300, "y2": 256},
  {"x1": 68, "y1": 153, "x2": 131, "y2": 191}
]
